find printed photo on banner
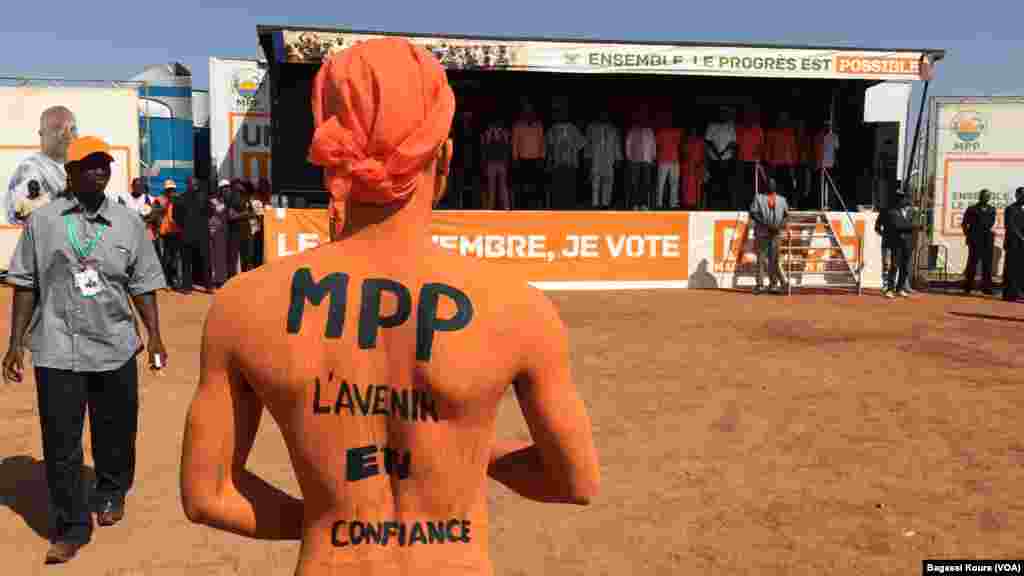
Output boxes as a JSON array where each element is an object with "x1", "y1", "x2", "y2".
[
  {"x1": 0, "y1": 86, "x2": 140, "y2": 225},
  {"x1": 712, "y1": 216, "x2": 864, "y2": 274},
  {"x1": 276, "y1": 30, "x2": 928, "y2": 81},
  {"x1": 284, "y1": 31, "x2": 348, "y2": 63}
]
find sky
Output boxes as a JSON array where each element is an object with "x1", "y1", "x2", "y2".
[
  {"x1": 2, "y1": 1, "x2": 1021, "y2": 94},
  {"x1": 2, "y1": 0, "x2": 1022, "y2": 155}
]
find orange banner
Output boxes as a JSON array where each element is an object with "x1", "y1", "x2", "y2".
[{"x1": 264, "y1": 209, "x2": 690, "y2": 282}]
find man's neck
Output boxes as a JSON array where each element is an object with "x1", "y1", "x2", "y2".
[
  {"x1": 335, "y1": 184, "x2": 435, "y2": 247},
  {"x1": 74, "y1": 191, "x2": 104, "y2": 214},
  {"x1": 43, "y1": 149, "x2": 65, "y2": 164},
  {"x1": 338, "y1": 205, "x2": 432, "y2": 248}
]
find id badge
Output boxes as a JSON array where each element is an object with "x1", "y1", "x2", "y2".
[{"x1": 73, "y1": 264, "x2": 103, "y2": 298}]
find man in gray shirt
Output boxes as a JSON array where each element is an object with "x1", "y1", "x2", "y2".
[
  {"x1": 2, "y1": 136, "x2": 168, "y2": 565},
  {"x1": 749, "y1": 178, "x2": 790, "y2": 294}
]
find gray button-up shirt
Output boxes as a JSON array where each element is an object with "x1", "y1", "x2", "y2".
[{"x1": 5, "y1": 195, "x2": 167, "y2": 372}]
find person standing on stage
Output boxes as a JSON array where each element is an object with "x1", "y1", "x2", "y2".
[
  {"x1": 585, "y1": 111, "x2": 621, "y2": 210},
  {"x1": 546, "y1": 109, "x2": 586, "y2": 210},
  {"x1": 513, "y1": 102, "x2": 546, "y2": 210},
  {"x1": 2, "y1": 137, "x2": 167, "y2": 564},
  {"x1": 626, "y1": 116, "x2": 656, "y2": 210},
  {"x1": 961, "y1": 188, "x2": 997, "y2": 295},
  {"x1": 480, "y1": 118, "x2": 512, "y2": 210},
  {"x1": 654, "y1": 112, "x2": 684, "y2": 210},
  {"x1": 764, "y1": 111, "x2": 799, "y2": 206},
  {"x1": 736, "y1": 106, "x2": 766, "y2": 211},
  {"x1": 705, "y1": 106, "x2": 738, "y2": 210},
  {"x1": 1002, "y1": 187, "x2": 1024, "y2": 302}
]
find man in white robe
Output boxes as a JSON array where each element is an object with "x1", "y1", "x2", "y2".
[{"x1": 4, "y1": 106, "x2": 77, "y2": 225}]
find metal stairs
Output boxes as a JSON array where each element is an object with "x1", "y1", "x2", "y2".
[{"x1": 780, "y1": 211, "x2": 863, "y2": 294}]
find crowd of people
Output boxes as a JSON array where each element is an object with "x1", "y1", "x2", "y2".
[
  {"x1": 443, "y1": 101, "x2": 840, "y2": 213},
  {"x1": 9, "y1": 168, "x2": 272, "y2": 297},
  {"x1": 954, "y1": 186, "x2": 1024, "y2": 302},
  {"x1": 123, "y1": 176, "x2": 270, "y2": 294}
]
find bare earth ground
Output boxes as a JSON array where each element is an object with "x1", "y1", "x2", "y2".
[{"x1": 0, "y1": 287, "x2": 1022, "y2": 575}]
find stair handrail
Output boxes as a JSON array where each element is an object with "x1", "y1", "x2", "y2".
[{"x1": 823, "y1": 170, "x2": 864, "y2": 283}]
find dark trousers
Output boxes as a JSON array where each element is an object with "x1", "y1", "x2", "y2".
[
  {"x1": 756, "y1": 235, "x2": 786, "y2": 288},
  {"x1": 772, "y1": 165, "x2": 798, "y2": 205},
  {"x1": 162, "y1": 234, "x2": 181, "y2": 288},
  {"x1": 516, "y1": 159, "x2": 545, "y2": 209},
  {"x1": 551, "y1": 165, "x2": 577, "y2": 210},
  {"x1": 881, "y1": 244, "x2": 892, "y2": 291},
  {"x1": 252, "y1": 231, "x2": 264, "y2": 268},
  {"x1": 963, "y1": 234, "x2": 994, "y2": 293},
  {"x1": 175, "y1": 241, "x2": 197, "y2": 292},
  {"x1": 887, "y1": 236, "x2": 913, "y2": 292},
  {"x1": 628, "y1": 162, "x2": 654, "y2": 208},
  {"x1": 708, "y1": 159, "x2": 742, "y2": 210},
  {"x1": 227, "y1": 225, "x2": 242, "y2": 279},
  {"x1": 166, "y1": 236, "x2": 199, "y2": 292},
  {"x1": 35, "y1": 359, "x2": 139, "y2": 544},
  {"x1": 239, "y1": 235, "x2": 253, "y2": 272},
  {"x1": 1004, "y1": 246, "x2": 1021, "y2": 300},
  {"x1": 741, "y1": 161, "x2": 764, "y2": 211}
]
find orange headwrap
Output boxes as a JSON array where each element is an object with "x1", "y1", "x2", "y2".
[{"x1": 308, "y1": 38, "x2": 456, "y2": 232}]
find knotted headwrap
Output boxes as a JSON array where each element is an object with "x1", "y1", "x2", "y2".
[{"x1": 308, "y1": 38, "x2": 456, "y2": 235}]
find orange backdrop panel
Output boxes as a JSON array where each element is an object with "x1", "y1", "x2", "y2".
[{"x1": 265, "y1": 209, "x2": 690, "y2": 283}]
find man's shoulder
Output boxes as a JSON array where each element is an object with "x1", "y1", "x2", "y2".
[
  {"x1": 25, "y1": 197, "x2": 68, "y2": 221},
  {"x1": 427, "y1": 246, "x2": 545, "y2": 321},
  {"x1": 106, "y1": 201, "x2": 146, "y2": 227}
]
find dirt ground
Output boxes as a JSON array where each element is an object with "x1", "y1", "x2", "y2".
[{"x1": 1, "y1": 286, "x2": 1022, "y2": 575}]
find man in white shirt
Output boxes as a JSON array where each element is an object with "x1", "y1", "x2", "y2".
[
  {"x1": 121, "y1": 177, "x2": 153, "y2": 216},
  {"x1": 4, "y1": 106, "x2": 77, "y2": 224},
  {"x1": 625, "y1": 120, "x2": 656, "y2": 210},
  {"x1": 705, "y1": 106, "x2": 738, "y2": 210},
  {"x1": 585, "y1": 112, "x2": 621, "y2": 209}
]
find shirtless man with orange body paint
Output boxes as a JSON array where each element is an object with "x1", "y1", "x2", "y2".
[{"x1": 179, "y1": 38, "x2": 600, "y2": 576}]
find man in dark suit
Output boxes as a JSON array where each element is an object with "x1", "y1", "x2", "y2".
[
  {"x1": 961, "y1": 188, "x2": 997, "y2": 295},
  {"x1": 876, "y1": 191, "x2": 920, "y2": 299},
  {"x1": 184, "y1": 178, "x2": 211, "y2": 291},
  {"x1": 1003, "y1": 187, "x2": 1024, "y2": 302}
]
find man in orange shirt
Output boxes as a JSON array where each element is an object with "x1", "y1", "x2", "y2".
[
  {"x1": 158, "y1": 179, "x2": 184, "y2": 290},
  {"x1": 654, "y1": 113, "x2": 684, "y2": 210},
  {"x1": 512, "y1": 102, "x2": 545, "y2": 209},
  {"x1": 736, "y1": 106, "x2": 766, "y2": 212},
  {"x1": 179, "y1": 38, "x2": 600, "y2": 576},
  {"x1": 764, "y1": 111, "x2": 799, "y2": 202}
]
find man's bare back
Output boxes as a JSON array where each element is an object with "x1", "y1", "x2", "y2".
[
  {"x1": 180, "y1": 37, "x2": 598, "y2": 576},
  {"x1": 182, "y1": 234, "x2": 598, "y2": 575}
]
